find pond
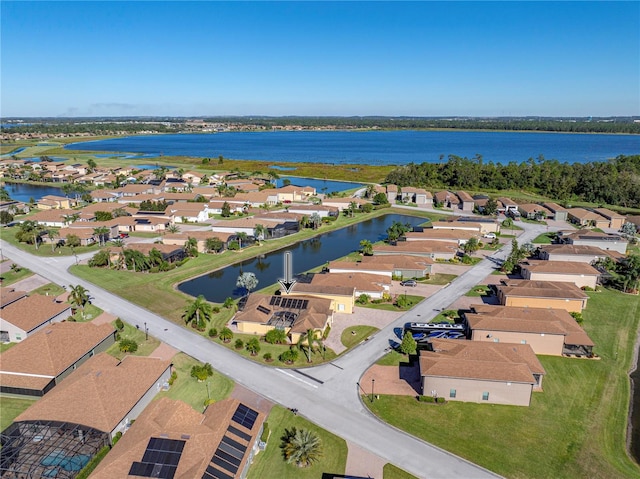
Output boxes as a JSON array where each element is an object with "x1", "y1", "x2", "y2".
[
  {"x1": 2, "y1": 183, "x2": 64, "y2": 203},
  {"x1": 275, "y1": 176, "x2": 363, "y2": 194},
  {"x1": 178, "y1": 213, "x2": 427, "y2": 303}
]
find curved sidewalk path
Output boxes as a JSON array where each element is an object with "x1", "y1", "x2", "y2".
[{"x1": 1, "y1": 220, "x2": 546, "y2": 478}]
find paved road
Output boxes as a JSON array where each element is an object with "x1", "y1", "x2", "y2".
[{"x1": 0, "y1": 220, "x2": 547, "y2": 478}]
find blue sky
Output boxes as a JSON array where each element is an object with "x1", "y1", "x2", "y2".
[{"x1": 1, "y1": 1, "x2": 638, "y2": 117}]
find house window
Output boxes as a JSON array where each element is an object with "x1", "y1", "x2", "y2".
[
  {"x1": 482, "y1": 392, "x2": 490, "y2": 401},
  {"x1": 338, "y1": 304, "x2": 345, "y2": 311},
  {"x1": 449, "y1": 389, "x2": 456, "y2": 398},
  {"x1": 520, "y1": 340, "x2": 526, "y2": 344}
]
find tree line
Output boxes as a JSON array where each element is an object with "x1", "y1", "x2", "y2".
[{"x1": 384, "y1": 154, "x2": 640, "y2": 209}]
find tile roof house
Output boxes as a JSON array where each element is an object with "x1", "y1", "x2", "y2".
[
  {"x1": 456, "y1": 191, "x2": 475, "y2": 212},
  {"x1": 372, "y1": 240, "x2": 458, "y2": 260},
  {"x1": 90, "y1": 397, "x2": 266, "y2": 479},
  {"x1": 465, "y1": 304, "x2": 594, "y2": 357},
  {"x1": 310, "y1": 271, "x2": 391, "y2": 300},
  {"x1": 558, "y1": 229, "x2": 628, "y2": 254},
  {"x1": 234, "y1": 293, "x2": 334, "y2": 344},
  {"x1": 360, "y1": 254, "x2": 433, "y2": 279},
  {"x1": 0, "y1": 321, "x2": 116, "y2": 397},
  {"x1": 496, "y1": 280, "x2": 589, "y2": 313},
  {"x1": 593, "y1": 208, "x2": 626, "y2": 230},
  {"x1": 15, "y1": 353, "x2": 173, "y2": 441},
  {"x1": 542, "y1": 202, "x2": 568, "y2": 221},
  {"x1": 0, "y1": 294, "x2": 72, "y2": 343},
  {"x1": 404, "y1": 228, "x2": 480, "y2": 246},
  {"x1": 517, "y1": 204, "x2": 553, "y2": 220},
  {"x1": 419, "y1": 339, "x2": 545, "y2": 406},
  {"x1": 566, "y1": 208, "x2": 610, "y2": 229},
  {"x1": 519, "y1": 260, "x2": 601, "y2": 289},
  {"x1": 537, "y1": 244, "x2": 623, "y2": 263}
]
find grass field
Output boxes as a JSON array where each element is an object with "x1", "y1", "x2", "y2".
[
  {"x1": 0, "y1": 342, "x2": 16, "y2": 353},
  {"x1": 0, "y1": 397, "x2": 37, "y2": 431},
  {"x1": 247, "y1": 406, "x2": 347, "y2": 479},
  {"x1": 367, "y1": 288, "x2": 640, "y2": 479},
  {"x1": 106, "y1": 321, "x2": 161, "y2": 360},
  {"x1": 154, "y1": 353, "x2": 234, "y2": 411},
  {"x1": 532, "y1": 232, "x2": 556, "y2": 244},
  {"x1": 358, "y1": 294, "x2": 423, "y2": 312},
  {"x1": 383, "y1": 463, "x2": 419, "y2": 479},
  {"x1": 341, "y1": 325, "x2": 380, "y2": 349},
  {"x1": 30, "y1": 283, "x2": 66, "y2": 296},
  {"x1": 0, "y1": 264, "x2": 33, "y2": 286}
]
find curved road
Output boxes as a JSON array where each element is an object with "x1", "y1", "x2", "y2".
[{"x1": 1, "y1": 220, "x2": 547, "y2": 478}]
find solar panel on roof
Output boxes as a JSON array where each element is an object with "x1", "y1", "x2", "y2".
[
  {"x1": 129, "y1": 437, "x2": 185, "y2": 479},
  {"x1": 257, "y1": 305, "x2": 270, "y2": 315},
  {"x1": 212, "y1": 455, "x2": 239, "y2": 474},
  {"x1": 231, "y1": 404, "x2": 259, "y2": 430},
  {"x1": 215, "y1": 449, "x2": 242, "y2": 466},
  {"x1": 301, "y1": 299, "x2": 309, "y2": 309},
  {"x1": 221, "y1": 435, "x2": 247, "y2": 454},
  {"x1": 227, "y1": 425, "x2": 252, "y2": 442},
  {"x1": 203, "y1": 465, "x2": 234, "y2": 479}
]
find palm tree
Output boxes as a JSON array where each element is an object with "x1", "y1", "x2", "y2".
[
  {"x1": 205, "y1": 237, "x2": 224, "y2": 254},
  {"x1": 359, "y1": 239, "x2": 373, "y2": 256},
  {"x1": 309, "y1": 213, "x2": 321, "y2": 230},
  {"x1": 619, "y1": 254, "x2": 640, "y2": 294},
  {"x1": 219, "y1": 327, "x2": 233, "y2": 343},
  {"x1": 253, "y1": 224, "x2": 266, "y2": 243},
  {"x1": 246, "y1": 337, "x2": 261, "y2": 356},
  {"x1": 298, "y1": 329, "x2": 321, "y2": 363},
  {"x1": 365, "y1": 184, "x2": 377, "y2": 199},
  {"x1": 184, "y1": 237, "x2": 198, "y2": 257},
  {"x1": 93, "y1": 226, "x2": 110, "y2": 246},
  {"x1": 236, "y1": 231, "x2": 248, "y2": 249},
  {"x1": 69, "y1": 284, "x2": 90, "y2": 318},
  {"x1": 48, "y1": 229, "x2": 59, "y2": 252},
  {"x1": 167, "y1": 224, "x2": 180, "y2": 234},
  {"x1": 281, "y1": 428, "x2": 323, "y2": 468},
  {"x1": 183, "y1": 295, "x2": 214, "y2": 330}
]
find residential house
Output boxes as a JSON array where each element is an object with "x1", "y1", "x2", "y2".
[
  {"x1": 542, "y1": 202, "x2": 568, "y2": 221},
  {"x1": 288, "y1": 281, "x2": 355, "y2": 314},
  {"x1": 433, "y1": 190, "x2": 459, "y2": 209},
  {"x1": 90, "y1": 397, "x2": 266, "y2": 479},
  {"x1": 321, "y1": 197, "x2": 368, "y2": 211},
  {"x1": 593, "y1": 208, "x2": 626, "y2": 230},
  {"x1": 274, "y1": 184, "x2": 316, "y2": 203},
  {"x1": 404, "y1": 228, "x2": 480, "y2": 246},
  {"x1": 36, "y1": 195, "x2": 74, "y2": 210},
  {"x1": 327, "y1": 260, "x2": 394, "y2": 277},
  {"x1": 558, "y1": 229, "x2": 628, "y2": 254},
  {"x1": 0, "y1": 293, "x2": 72, "y2": 343},
  {"x1": 372, "y1": 240, "x2": 458, "y2": 260},
  {"x1": 234, "y1": 293, "x2": 334, "y2": 343},
  {"x1": 537, "y1": 244, "x2": 623, "y2": 263},
  {"x1": 28, "y1": 208, "x2": 75, "y2": 227},
  {"x1": 360, "y1": 254, "x2": 433, "y2": 279},
  {"x1": 566, "y1": 208, "x2": 610, "y2": 229},
  {"x1": 386, "y1": 184, "x2": 398, "y2": 203},
  {"x1": 430, "y1": 220, "x2": 482, "y2": 233},
  {"x1": 286, "y1": 204, "x2": 339, "y2": 218},
  {"x1": 456, "y1": 191, "x2": 475, "y2": 212},
  {"x1": 454, "y1": 216, "x2": 500, "y2": 234},
  {"x1": 90, "y1": 189, "x2": 122, "y2": 202},
  {"x1": 310, "y1": 271, "x2": 391, "y2": 300},
  {"x1": 0, "y1": 321, "x2": 116, "y2": 397},
  {"x1": 13, "y1": 353, "x2": 172, "y2": 442},
  {"x1": 496, "y1": 280, "x2": 589, "y2": 313},
  {"x1": 419, "y1": 339, "x2": 545, "y2": 407},
  {"x1": 626, "y1": 215, "x2": 640, "y2": 231},
  {"x1": 164, "y1": 202, "x2": 210, "y2": 223},
  {"x1": 182, "y1": 171, "x2": 204, "y2": 186},
  {"x1": 465, "y1": 304, "x2": 594, "y2": 357},
  {"x1": 517, "y1": 204, "x2": 552, "y2": 220},
  {"x1": 163, "y1": 231, "x2": 234, "y2": 253},
  {"x1": 519, "y1": 260, "x2": 600, "y2": 289},
  {"x1": 497, "y1": 197, "x2": 518, "y2": 215}
]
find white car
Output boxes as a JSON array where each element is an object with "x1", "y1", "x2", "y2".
[{"x1": 483, "y1": 233, "x2": 497, "y2": 239}]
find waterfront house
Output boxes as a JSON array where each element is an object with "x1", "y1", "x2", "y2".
[
  {"x1": 360, "y1": 254, "x2": 433, "y2": 279},
  {"x1": 372, "y1": 240, "x2": 458, "y2": 260},
  {"x1": 419, "y1": 339, "x2": 545, "y2": 407}
]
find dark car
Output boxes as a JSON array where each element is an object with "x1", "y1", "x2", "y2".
[{"x1": 400, "y1": 280, "x2": 417, "y2": 287}]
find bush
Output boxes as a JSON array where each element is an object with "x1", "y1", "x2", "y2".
[
  {"x1": 279, "y1": 348, "x2": 299, "y2": 364},
  {"x1": 234, "y1": 338, "x2": 244, "y2": 350},
  {"x1": 223, "y1": 297, "x2": 235, "y2": 309},
  {"x1": 322, "y1": 326, "x2": 331, "y2": 340},
  {"x1": 168, "y1": 371, "x2": 178, "y2": 386},
  {"x1": 208, "y1": 328, "x2": 218, "y2": 337},
  {"x1": 75, "y1": 445, "x2": 110, "y2": 479},
  {"x1": 212, "y1": 306, "x2": 221, "y2": 314},
  {"x1": 356, "y1": 293, "x2": 370, "y2": 305},
  {"x1": 570, "y1": 312, "x2": 584, "y2": 325},
  {"x1": 190, "y1": 363, "x2": 213, "y2": 381},
  {"x1": 114, "y1": 318, "x2": 124, "y2": 331},
  {"x1": 112, "y1": 431, "x2": 123, "y2": 445},
  {"x1": 118, "y1": 338, "x2": 138, "y2": 353},
  {"x1": 260, "y1": 422, "x2": 270, "y2": 443},
  {"x1": 263, "y1": 352, "x2": 273, "y2": 362}
]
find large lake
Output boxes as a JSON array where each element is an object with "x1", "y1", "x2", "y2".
[
  {"x1": 178, "y1": 213, "x2": 427, "y2": 303},
  {"x1": 66, "y1": 130, "x2": 640, "y2": 165}
]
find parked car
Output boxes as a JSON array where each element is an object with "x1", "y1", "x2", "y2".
[
  {"x1": 119, "y1": 233, "x2": 130, "y2": 238},
  {"x1": 400, "y1": 280, "x2": 417, "y2": 287},
  {"x1": 483, "y1": 233, "x2": 497, "y2": 239}
]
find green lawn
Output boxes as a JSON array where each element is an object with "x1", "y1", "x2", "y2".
[
  {"x1": 0, "y1": 397, "x2": 37, "y2": 431},
  {"x1": 0, "y1": 342, "x2": 16, "y2": 353},
  {"x1": 247, "y1": 406, "x2": 347, "y2": 479},
  {"x1": 465, "y1": 284, "x2": 492, "y2": 297},
  {"x1": 424, "y1": 273, "x2": 458, "y2": 285},
  {"x1": 0, "y1": 265, "x2": 33, "y2": 286},
  {"x1": 376, "y1": 350, "x2": 411, "y2": 367},
  {"x1": 366, "y1": 288, "x2": 640, "y2": 479},
  {"x1": 358, "y1": 294, "x2": 423, "y2": 312},
  {"x1": 340, "y1": 325, "x2": 380, "y2": 349},
  {"x1": 30, "y1": 283, "x2": 66, "y2": 296},
  {"x1": 1, "y1": 226, "x2": 104, "y2": 257},
  {"x1": 69, "y1": 303, "x2": 103, "y2": 322},
  {"x1": 384, "y1": 463, "x2": 419, "y2": 479},
  {"x1": 106, "y1": 321, "x2": 161, "y2": 360},
  {"x1": 154, "y1": 353, "x2": 234, "y2": 412},
  {"x1": 532, "y1": 232, "x2": 556, "y2": 244}
]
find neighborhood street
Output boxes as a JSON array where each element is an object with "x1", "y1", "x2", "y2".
[{"x1": 0, "y1": 219, "x2": 547, "y2": 478}]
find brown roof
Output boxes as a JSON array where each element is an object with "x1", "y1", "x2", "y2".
[
  {"x1": 521, "y1": 260, "x2": 600, "y2": 276},
  {"x1": 456, "y1": 191, "x2": 474, "y2": 202},
  {"x1": 28, "y1": 208, "x2": 75, "y2": 223},
  {"x1": 310, "y1": 272, "x2": 391, "y2": 292},
  {"x1": 538, "y1": 244, "x2": 622, "y2": 259},
  {"x1": 373, "y1": 241, "x2": 458, "y2": 255},
  {"x1": 405, "y1": 229, "x2": 479, "y2": 241},
  {"x1": 327, "y1": 260, "x2": 394, "y2": 274},
  {"x1": 467, "y1": 304, "x2": 594, "y2": 346},
  {"x1": 16, "y1": 353, "x2": 171, "y2": 433},
  {"x1": 498, "y1": 280, "x2": 588, "y2": 300},
  {"x1": 420, "y1": 339, "x2": 545, "y2": 384},
  {"x1": 543, "y1": 202, "x2": 568, "y2": 213},
  {"x1": 0, "y1": 322, "x2": 116, "y2": 390},
  {"x1": 360, "y1": 254, "x2": 433, "y2": 269},
  {"x1": 567, "y1": 208, "x2": 608, "y2": 222},
  {"x1": 0, "y1": 294, "x2": 71, "y2": 332},
  {"x1": 291, "y1": 282, "x2": 355, "y2": 296},
  {"x1": 0, "y1": 287, "x2": 28, "y2": 308},
  {"x1": 234, "y1": 293, "x2": 333, "y2": 333},
  {"x1": 91, "y1": 397, "x2": 265, "y2": 479},
  {"x1": 593, "y1": 208, "x2": 625, "y2": 220}
]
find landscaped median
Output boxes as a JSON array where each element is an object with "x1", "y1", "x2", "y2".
[{"x1": 364, "y1": 287, "x2": 640, "y2": 478}]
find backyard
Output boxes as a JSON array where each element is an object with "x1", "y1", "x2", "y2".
[{"x1": 367, "y1": 288, "x2": 640, "y2": 479}]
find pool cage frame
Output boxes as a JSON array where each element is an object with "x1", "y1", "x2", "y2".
[{"x1": 0, "y1": 420, "x2": 109, "y2": 478}]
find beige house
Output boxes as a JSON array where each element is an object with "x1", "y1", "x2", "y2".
[
  {"x1": 566, "y1": 208, "x2": 610, "y2": 229},
  {"x1": 0, "y1": 293, "x2": 72, "y2": 343},
  {"x1": 558, "y1": 229, "x2": 628, "y2": 254},
  {"x1": 289, "y1": 281, "x2": 355, "y2": 314},
  {"x1": 517, "y1": 204, "x2": 552, "y2": 220},
  {"x1": 163, "y1": 231, "x2": 234, "y2": 253},
  {"x1": 456, "y1": 191, "x2": 475, "y2": 211},
  {"x1": 310, "y1": 271, "x2": 391, "y2": 300},
  {"x1": 360, "y1": 254, "x2": 433, "y2": 279},
  {"x1": 430, "y1": 220, "x2": 483, "y2": 233},
  {"x1": 0, "y1": 321, "x2": 116, "y2": 397},
  {"x1": 90, "y1": 397, "x2": 266, "y2": 479},
  {"x1": 537, "y1": 244, "x2": 623, "y2": 263},
  {"x1": 593, "y1": 208, "x2": 626, "y2": 230},
  {"x1": 233, "y1": 293, "x2": 334, "y2": 343},
  {"x1": 328, "y1": 260, "x2": 393, "y2": 277},
  {"x1": 465, "y1": 304, "x2": 594, "y2": 357},
  {"x1": 419, "y1": 339, "x2": 545, "y2": 407},
  {"x1": 542, "y1": 202, "x2": 568, "y2": 221},
  {"x1": 373, "y1": 240, "x2": 458, "y2": 260},
  {"x1": 36, "y1": 195, "x2": 75, "y2": 210},
  {"x1": 519, "y1": 260, "x2": 600, "y2": 289},
  {"x1": 496, "y1": 280, "x2": 589, "y2": 313},
  {"x1": 405, "y1": 228, "x2": 480, "y2": 246}
]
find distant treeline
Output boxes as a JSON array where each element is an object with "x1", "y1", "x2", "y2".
[
  {"x1": 2, "y1": 116, "x2": 640, "y2": 134},
  {"x1": 384, "y1": 154, "x2": 640, "y2": 209}
]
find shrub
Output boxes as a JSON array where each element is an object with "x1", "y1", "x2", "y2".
[
  {"x1": 190, "y1": 363, "x2": 213, "y2": 381},
  {"x1": 263, "y1": 352, "x2": 273, "y2": 362},
  {"x1": 223, "y1": 297, "x2": 235, "y2": 309},
  {"x1": 570, "y1": 312, "x2": 584, "y2": 325},
  {"x1": 260, "y1": 422, "x2": 270, "y2": 443},
  {"x1": 112, "y1": 432, "x2": 123, "y2": 445},
  {"x1": 279, "y1": 348, "x2": 299, "y2": 364},
  {"x1": 234, "y1": 339, "x2": 244, "y2": 350},
  {"x1": 356, "y1": 293, "x2": 370, "y2": 305},
  {"x1": 168, "y1": 371, "x2": 178, "y2": 386},
  {"x1": 212, "y1": 306, "x2": 221, "y2": 314},
  {"x1": 265, "y1": 328, "x2": 288, "y2": 344},
  {"x1": 114, "y1": 318, "x2": 124, "y2": 331},
  {"x1": 118, "y1": 338, "x2": 138, "y2": 353},
  {"x1": 208, "y1": 328, "x2": 218, "y2": 337},
  {"x1": 219, "y1": 327, "x2": 233, "y2": 343}
]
